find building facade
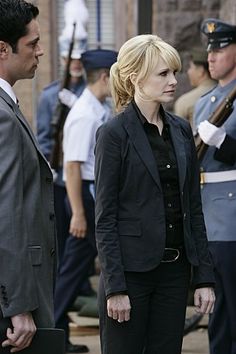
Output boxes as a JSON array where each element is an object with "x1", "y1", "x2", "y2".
[{"x1": 16, "y1": 0, "x2": 235, "y2": 128}]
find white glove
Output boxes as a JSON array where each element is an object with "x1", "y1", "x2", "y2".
[
  {"x1": 198, "y1": 120, "x2": 226, "y2": 148},
  {"x1": 58, "y1": 88, "x2": 77, "y2": 108}
]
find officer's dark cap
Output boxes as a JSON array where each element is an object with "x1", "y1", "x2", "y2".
[
  {"x1": 81, "y1": 49, "x2": 117, "y2": 71},
  {"x1": 201, "y1": 18, "x2": 236, "y2": 51}
]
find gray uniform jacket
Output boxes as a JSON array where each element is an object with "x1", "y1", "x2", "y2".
[
  {"x1": 0, "y1": 87, "x2": 57, "y2": 327},
  {"x1": 193, "y1": 78, "x2": 236, "y2": 242}
]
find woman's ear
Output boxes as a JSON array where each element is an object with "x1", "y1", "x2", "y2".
[{"x1": 129, "y1": 73, "x2": 137, "y2": 85}]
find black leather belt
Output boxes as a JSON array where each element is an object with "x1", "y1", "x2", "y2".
[{"x1": 161, "y1": 247, "x2": 182, "y2": 263}]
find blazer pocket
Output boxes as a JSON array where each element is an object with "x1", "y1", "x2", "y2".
[
  {"x1": 28, "y1": 246, "x2": 42, "y2": 266},
  {"x1": 118, "y1": 220, "x2": 141, "y2": 237}
]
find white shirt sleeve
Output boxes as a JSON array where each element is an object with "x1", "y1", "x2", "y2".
[{"x1": 64, "y1": 112, "x2": 96, "y2": 163}]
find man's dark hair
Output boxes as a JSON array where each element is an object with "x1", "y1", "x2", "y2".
[
  {"x1": 193, "y1": 61, "x2": 210, "y2": 75},
  {"x1": 86, "y1": 68, "x2": 110, "y2": 84},
  {"x1": 0, "y1": 0, "x2": 39, "y2": 53}
]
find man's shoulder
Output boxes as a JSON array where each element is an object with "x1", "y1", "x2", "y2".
[{"x1": 175, "y1": 88, "x2": 199, "y2": 107}]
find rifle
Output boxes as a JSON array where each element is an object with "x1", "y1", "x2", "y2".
[
  {"x1": 195, "y1": 85, "x2": 236, "y2": 161},
  {"x1": 50, "y1": 22, "x2": 77, "y2": 170}
]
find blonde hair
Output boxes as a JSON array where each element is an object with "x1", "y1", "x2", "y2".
[{"x1": 110, "y1": 34, "x2": 181, "y2": 112}]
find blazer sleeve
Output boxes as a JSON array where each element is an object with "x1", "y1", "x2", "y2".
[
  {"x1": 214, "y1": 134, "x2": 236, "y2": 166},
  {"x1": 95, "y1": 122, "x2": 127, "y2": 297},
  {"x1": 184, "y1": 123, "x2": 215, "y2": 286},
  {"x1": 0, "y1": 107, "x2": 38, "y2": 317}
]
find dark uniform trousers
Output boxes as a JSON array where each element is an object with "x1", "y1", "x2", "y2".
[
  {"x1": 53, "y1": 183, "x2": 70, "y2": 263},
  {"x1": 208, "y1": 242, "x2": 236, "y2": 354},
  {"x1": 98, "y1": 250, "x2": 191, "y2": 354},
  {"x1": 54, "y1": 181, "x2": 97, "y2": 343}
]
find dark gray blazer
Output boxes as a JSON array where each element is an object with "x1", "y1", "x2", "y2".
[
  {"x1": 95, "y1": 102, "x2": 214, "y2": 297},
  {"x1": 0, "y1": 87, "x2": 57, "y2": 327}
]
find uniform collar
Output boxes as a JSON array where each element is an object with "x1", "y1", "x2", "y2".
[{"x1": 83, "y1": 87, "x2": 107, "y2": 119}]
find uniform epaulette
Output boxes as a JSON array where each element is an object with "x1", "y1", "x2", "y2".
[{"x1": 43, "y1": 79, "x2": 60, "y2": 92}]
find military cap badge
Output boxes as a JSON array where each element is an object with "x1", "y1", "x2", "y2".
[{"x1": 207, "y1": 22, "x2": 216, "y2": 33}]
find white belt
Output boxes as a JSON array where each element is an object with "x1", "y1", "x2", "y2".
[{"x1": 200, "y1": 170, "x2": 236, "y2": 184}]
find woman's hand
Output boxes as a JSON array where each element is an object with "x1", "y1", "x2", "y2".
[
  {"x1": 194, "y1": 287, "x2": 215, "y2": 314},
  {"x1": 107, "y1": 295, "x2": 131, "y2": 323}
]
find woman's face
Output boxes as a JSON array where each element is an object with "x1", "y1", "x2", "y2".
[{"x1": 138, "y1": 57, "x2": 177, "y2": 103}]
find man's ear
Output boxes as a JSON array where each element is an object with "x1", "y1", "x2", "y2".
[
  {"x1": 100, "y1": 71, "x2": 109, "y2": 84},
  {"x1": 0, "y1": 41, "x2": 9, "y2": 58}
]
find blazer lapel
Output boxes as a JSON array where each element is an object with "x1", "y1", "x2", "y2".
[
  {"x1": 0, "y1": 87, "x2": 49, "y2": 166},
  {"x1": 166, "y1": 113, "x2": 186, "y2": 192},
  {"x1": 122, "y1": 104, "x2": 162, "y2": 190}
]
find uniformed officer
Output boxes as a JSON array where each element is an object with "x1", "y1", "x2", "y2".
[
  {"x1": 54, "y1": 49, "x2": 117, "y2": 354},
  {"x1": 193, "y1": 18, "x2": 236, "y2": 354},
  {"x1": 174, "y1": 48, "x2": 216, "y2": 130},
  {"x1": 174, "y1": 48, "x2": 216, "y2": 336},
  {"x1": 36, "y1": 47, "x2": 86, "y2": 262},
  {"x1": 36, "y1": 48, "x2": 93, "y2": 353}
]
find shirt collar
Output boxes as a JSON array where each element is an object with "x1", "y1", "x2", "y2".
[
  {"x1": 0, "y1": 78, "x2": 17, "y2": 104},
  {"x1": 84, "y1": 87, "x2": 107, "y2": 119},
  {"x1": 131, "y1": 100, "x2": 168, "y2": 127}
]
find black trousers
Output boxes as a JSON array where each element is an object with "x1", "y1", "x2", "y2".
[
  {"x1": 208, "y1": 242, "x2": 236, "y2": 354},
  {"x1": 98, "y1": 251, "x2": 191, "y2": 354}
]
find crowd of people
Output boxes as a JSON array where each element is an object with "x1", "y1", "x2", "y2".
[{"x1": 0, "y1": 1, "x2": 236, "y2": 354}]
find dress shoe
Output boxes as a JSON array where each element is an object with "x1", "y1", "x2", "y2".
[
  {"x1": 66, "y1": 342, "x2": 89, "y2": 353},
  {"x1": 184, "y1": 313, "x2": 203, "y2": 336}
]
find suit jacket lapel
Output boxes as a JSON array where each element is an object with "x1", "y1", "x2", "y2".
[
  {"x1": 0, "y1": 87, "x2": 49, "y2": 166},
  {"x1": 122, "y1": 104, "x2": 162, "y2": 190},
  {"x1": 122, "y1": 103, "x2": 187, "y2": 193},
  {"x1": 166, "y1": 113, "x2": 186, "y2": 192}
]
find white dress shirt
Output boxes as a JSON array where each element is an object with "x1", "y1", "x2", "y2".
[{"x1": 0, "y1": 78, "x2": 17, "y2": 104}]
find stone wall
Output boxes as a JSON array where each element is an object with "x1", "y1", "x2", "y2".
[
  {"x1": 220, "y1": 0, "x2": 236, "y2": 23},
  {"x1": 152, "y1": 0, "x2": 221, "y2": 107},
  {"x1": 151, "y1": 0, "x2": 236, "y2": 108}
]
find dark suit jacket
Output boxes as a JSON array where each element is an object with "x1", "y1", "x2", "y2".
[
  {"x1": 0, "y1": 87, "x2": 57, "y2": 327},
  {"x1": 95, "y1": 102, "x2": 214, "y2": 297}
]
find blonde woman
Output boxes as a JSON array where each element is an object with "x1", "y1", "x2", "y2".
[{"x1": 95, "y1": 34, "x2": 215, "y2": 354}]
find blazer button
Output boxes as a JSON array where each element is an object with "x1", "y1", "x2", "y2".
[
  {"x1": 49, "y1": 212, "x2": 55, "y2": 221},
  {"x1": 45, "y1": 176, "x2": 53, "y2": 184}
]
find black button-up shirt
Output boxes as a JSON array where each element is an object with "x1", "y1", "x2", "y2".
[{"x1": 132, "y1": 101, "x2": 184, "y2": 247}]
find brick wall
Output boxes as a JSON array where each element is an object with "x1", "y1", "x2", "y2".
[
  {"x1": 14, "y1": 0, "x2": 54, "y2": 131},
  {"x1": 15, "y1": 0, "x2": 236, "y2": 126}
]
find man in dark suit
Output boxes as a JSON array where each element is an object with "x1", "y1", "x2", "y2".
[{"x1": 0, "y1": 1, "x2": 57, "y2": 352}]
